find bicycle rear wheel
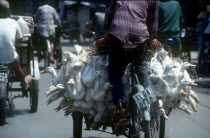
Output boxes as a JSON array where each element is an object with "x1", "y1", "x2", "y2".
[{"x1": 0, "y1": 82, "x2": 6, "y2": 126}]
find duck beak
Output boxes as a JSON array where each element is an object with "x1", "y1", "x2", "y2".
[
  {"x1": 173, "y1": 65, "x2": 177, "y2": 68},
  {"x1": 181, "y1": 91, "x2": 188, "y2": 95},
  {"x1": 189, "y1": 64, "x2": 196, "y2": 69},
  {"x1": 74, "y1": 62, "x2": 82, "y2": 67},
  {"x1": 67, "y1": 81, "x2": 73, "y2": 85},
  {"x1": 98, "y1": 74, "x2": 103, "y2": 78},
  {"x1": 190, "y1": 82, "x2": 197, "y2": 86},
  {"x1": 185, "y1": 109, "x2": 193, "y2": 115},
  {"x1": 70, "y1": 106, "x2": 76, "y2": 112},
  {"x1": 52, "y1": 86, "x2": 58, "y2": 92},
  {"x1": 57, "y1": 63, "x2": 63, "y2": 66},
  {"x1": 46, "y1": 91, "x2": 51, "y2": 97},
  {"x1": 46, "y1": 86, "x2": 58, "y2": 96},
  {"x1": 108, "y1": 84, "x2": 114, "y2": 89},
  {"x1": 40, "y1": 70, "x2": 46, "y2": 74},
  {"x1": 195, "y1": 98, "x2": 201, "y2": 103}
]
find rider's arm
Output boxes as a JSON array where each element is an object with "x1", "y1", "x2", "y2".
[
  {"x1": 95, "y1": 1, "x2": 116, "y2": 47},
  {"x1": 147, "y1": 1, "x2": 159, "y2": 41},
  {"x1": 104, "y1": 1, "x2": 116, "y2": 32},
  {"x1": 147, "y1": 1, "x2": 160, "y2": 48}
]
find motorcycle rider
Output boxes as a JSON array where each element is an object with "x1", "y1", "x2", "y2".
[
  {"x1": 34, "y1": 0, "x2": 61, "y2": 63},
  {"x1": 0, "y1": 0, "x2": 32, "y2": 92}
]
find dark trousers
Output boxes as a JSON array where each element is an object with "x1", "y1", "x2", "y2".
[{"x1": 108, "y1": 35, "x2": 149, "y2": 105}]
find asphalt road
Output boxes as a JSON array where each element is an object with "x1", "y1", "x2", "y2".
[{"x1": 0, "y1": 41, "x2": 210, "y2": 138}]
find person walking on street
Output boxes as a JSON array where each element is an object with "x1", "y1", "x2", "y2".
[
  {"x1": 96, "y1": 0, "x2": 160, "y2": 132},
  {"x1": 157, "y1": 0, "x2": 184, "y2": 58},
  {"x1": 0, "y1": 0, "x2": 32, "y2": 92},
  {"x1": 34, "y1": 0, "x2": 61, "y2": 63}
]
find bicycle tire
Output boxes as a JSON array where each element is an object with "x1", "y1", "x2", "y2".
[
  {"x1": 30, "y1": 80, "x2": 39, "y2": 112},
  {"x1": 128, "y1": 74, "x2": 151, "y2": 138},
  {"x1": 72, "y1": 111, "x2": 83, "y2": 138},
  {"x1": 0, "y1": 82, "x2": 6, "y2": 126}
]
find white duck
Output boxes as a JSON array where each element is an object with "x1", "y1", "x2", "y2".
[
  {"x1": 167, "y1": 80, "x2": 197, "y2": 98},
  {"x1": 176, "y1": 62, "x2": 196, "y2": 82},
  {"x1": 151, "y1": 77, "x2": 170, "y2": 98},
  {"x1": 149, "y1": 50, "x2": 172, "y2": 84},
  {"x1": 189, "y1": 89, "x2": 200, "y2": 103},
  {"x1": 64, "y1": 51, "x2": 80, "y2": 77},
  {"x1": 161, "y1": 63, "x2": 179, "y2": 88},
  {"x1": 92, "y1": 102, "x2": 106, "y2": 125},
  {"x1": 93, "y1": 82, "x2": 113, "y2": 102},
  {"x1": 47, "y1": 91, "x2": 63, "y2": 105},
  {"x1": 177, "y1": 104, "x2": 193, "y2": 115},
  {"x1": 183, "y1": 85, "x2": 200, "y2": 103},
  {"x1": 54, "y1": 98, "x2": 73, "y2": 112},
  {"x1": 81, "y1": 60, "x2": 102, "y2": 87},
  {"x1": 74, "y1": 72, "x2": 86, "y2": 92},
  {"x1": 74, "y1": 44, "x2": 88, "y2": 63},
  {"x1": 40, "y1": 67, "x2": 58, "y2": 86},
  {"x1": 46, "y1": 84, "x2": 65, "y2": 97},
  {"x1": 70, "y1": 100, "x2": 96, "y2": 115},
  {"x1": 66, "y1": 79, "x2": 86, "y2": 100},
  {"x1": 164, "y1": 80, "x2": 197, "y2": 110},
  {"x1": 187, "y1": 95, "x2": 198, "y2": 112}
]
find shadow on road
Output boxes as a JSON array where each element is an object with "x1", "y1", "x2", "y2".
[{"x1": 6, "y1": 108, "x2": 31, "y2": 118}]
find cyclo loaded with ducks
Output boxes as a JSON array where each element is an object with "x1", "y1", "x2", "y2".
[
  {"x1": 41, "y1": 42, "x2": 199, "y2": 137},
  {"x1": 41, "y1": 1, "x2": 199, "y2": 138}
]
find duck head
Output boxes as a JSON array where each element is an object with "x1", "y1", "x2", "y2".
[
  {"x1": 180, "y1": 80, "x2": 197, "y2": 86},
  {"x1": 158, "y1": 49, "x2": 168, "y2": 59},
  {"x1": 40, "y1": 67, "x2": 56, "y2": 74},
  {"x1": 181, "y1": 62, "x2": 196, "y2": 70},
  {"x1": 67, "y1": 79, "x2": 75, "y2": 85},
  {"x1": 95, "y1": 71, "x2": 103, "y2": 78}
]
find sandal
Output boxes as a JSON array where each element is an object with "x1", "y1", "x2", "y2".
[{"x1": 113, "y1": 103, "x2": 128, "y2": 130}]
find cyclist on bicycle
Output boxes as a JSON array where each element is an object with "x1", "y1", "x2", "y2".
[
  {"x1": 34, "y1": 0, "x2": 61, "y2": 63},
  {"x1": 0, "y1": 1, "x2": 32, "y2": 92},
  {"x1": 96, "y1": 0, "x2": 160, "y2": 130}
]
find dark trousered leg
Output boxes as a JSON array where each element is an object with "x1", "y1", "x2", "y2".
[{"x1": 108, "y1": 35, "x2": 150, "y2": 105}]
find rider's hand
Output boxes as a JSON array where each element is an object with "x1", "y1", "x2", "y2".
[
  {"x1": 150, "y1": 39, "x2": 161, "y2": 49},
  {"x1": 95, "y1": 38, "x2": 107, "y2": 48}
]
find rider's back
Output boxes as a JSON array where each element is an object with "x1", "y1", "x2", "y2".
[
  {"x1": 0, "y1": 18, "x2": 22, "y2": 64},
  {"x1": 35, "y1": 4, "x2": 60, "y2": 37}
]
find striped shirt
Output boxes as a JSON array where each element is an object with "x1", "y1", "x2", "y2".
[{"x1": 104, "y1": 0, "x2": 159, "y2": 44}]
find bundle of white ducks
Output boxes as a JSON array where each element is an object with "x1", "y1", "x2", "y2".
[
  {"x1": 149, "y1": 48, "x2": 200, "y2": 118},
  {"x1": 41, "y1": 45, "x2": 200, "y2": 129}
]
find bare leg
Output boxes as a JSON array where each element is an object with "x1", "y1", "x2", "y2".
[
  {"x1": 10, "y1": 60, "x2": 27, "y2": 88},
  {"x1": 50, "y1": 42, "x2": 55, "y2": 63}
]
